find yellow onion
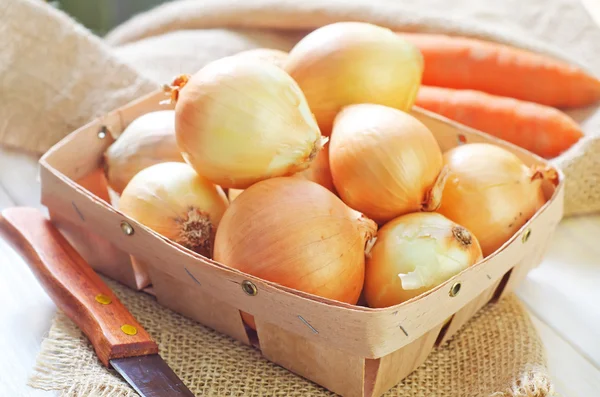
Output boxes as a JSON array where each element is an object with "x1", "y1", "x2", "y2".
[
  {"x1": 330, "y1": 104, "x2": 446, "y2": 223},
  {"x1": 173, "y1": 56, "x2": 324, "y2": 189},
  {"x1": 213, "y1": 177, "x2": 377, "y2": 329},
  {"x1": 103, "y1": 110, "x2": 183, "y2": 194},
  {"x1": 233, "y1": 48, "x2": 288, "y2": 68},
  {"x1": 365, "y1": 212, "x2": 482, "y2": 307},
  {"x1": 438, "y1": 143, "x2": 557, "y2": 257},
  {"x1": 119, "y1": 162, "x2": 229, "y2": 258},
  {"x1": 285, "y1": 22, "x2": 423, "y2": 134},
  {"x1": 293, "y1": 141, "x2": 335, "y2": 193}
]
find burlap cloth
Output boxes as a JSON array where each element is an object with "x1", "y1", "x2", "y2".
[{"x1": 3, "y1": 0, "x2": 598, "y2": 395}]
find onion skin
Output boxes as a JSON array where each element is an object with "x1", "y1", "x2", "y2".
[
  {"x1": 103, "y1": 110, "x2": 183, "y2": 194},
  {"x1": 233, "y1": 48, "x2": 288, "y2": 68},
  {"x1": 213, "y1": 177, "x2": 377, "y2": 329},
  {"x1": 285, "y1": 22, "x2": 423, "y2": 134},
  {"x1": 119, "y1": 162, "x2": 229, "y2": 258},
  {"x1": 330, "y1": 104, "x2": 444, "y2": 223},
  {"x1": 175, "y1": 56, "x2": 324, "y2": 189},
  {"x1": 437, "y1": 143, "x2": 552, "y2": 257},
  {"x1": 365, "y1": 212, "x2": 482, "y2": 308},
  {"x1": 293, "y1": 141, "x2": 336, "y2": 193}
]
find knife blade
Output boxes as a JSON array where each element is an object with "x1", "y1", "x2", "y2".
[{"x1": 0, "y1": 207, "x2": 195, "y2": 397}]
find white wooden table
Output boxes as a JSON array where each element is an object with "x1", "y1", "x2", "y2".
[{"x1": 2, "y1": 2, "x2": 600, "y2": 394}]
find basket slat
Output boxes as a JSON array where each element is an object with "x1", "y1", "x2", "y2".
[
  {"x1": 368, "y1": 323, "x2": 443, "y2": 397},
  {"x1": 436, "y1": 280, "x2": 502, "y2": 347},
  {"x1": 148, "y1": 269, "x2": 251, "y2": 345},
  {"x1": 258, "y1": 321, "x2": 366, "y2": 397}
]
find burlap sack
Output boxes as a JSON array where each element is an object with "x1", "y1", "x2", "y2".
[{"x1": 29, "y1": 277, "x2": 553, "y2": 397}]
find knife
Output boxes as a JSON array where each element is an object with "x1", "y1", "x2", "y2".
[{"x1": 0, "y1": 207, "x2": 195, "y2": 397}]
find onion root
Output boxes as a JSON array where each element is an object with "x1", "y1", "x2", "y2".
[
  {"x1": 177, "y1": 207, "x2": 215, "y2": 257},
  {"x1": 161, "y1": 74, "x2": 191, "y2": 105}
]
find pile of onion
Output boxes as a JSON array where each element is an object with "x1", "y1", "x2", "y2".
[
  {"x1": 213, "y1": 177, "x2": 377, "y2": 329},
  {"x1": 285, "y1": 22, "x2": 423, "y2": 134},
  {"x1": 103, "y1": 110, "x2": 183, "y2": 194},
  {"x1": 172, "y1": 56, "x2": 325, "y2": 189},
  {"x1": 437, "y1": 143, "x2": 557, "y2": 256},
  {"x1": 330, "y1": 104, "x2": 446, "y2": 223},
  {"x1": 364, "y1": 212, "x2": 482, "y2": 307},
  {"x1": 119, "y1": 162, "x2": 229, "y2": 258}
]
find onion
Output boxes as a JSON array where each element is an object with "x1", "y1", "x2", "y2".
[
  {"x1": 330, "y1": 104, "x2": 446, "y2": 223},
  {"x1": 233, "y1": 48, "x2": 288, "y2": 68},
  {"x1": 285, "y1": 22, "x2": 423, "y2": 134},
  {"x1": 119, "y1": 162, "x2": 229, "y2": 258},
  {"x1": 293, "y1": 141, "x2": 335, "y2": 193},
  {"x1": 364, "y1": 212, "x2": 482, "y2": 307},
  {"x1": 437, "y1": 143, "x2": 557, "y2": 256},
  {"x1": 103, "y1": 110, "x2": 183, "y2": 194},
  {"x1": 213, "y1": 177, "x2": 377, "y2": 329},
  {"x1": 173, "y1": 56, "x2": 324, "y2": 189}
]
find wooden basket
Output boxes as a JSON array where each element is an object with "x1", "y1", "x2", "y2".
[{"x1": 39, "y1": 90, "x2": 564, "y2": 397}]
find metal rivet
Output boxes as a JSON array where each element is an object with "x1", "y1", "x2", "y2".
[
  {"x1": 449, "y1": 282, "x2": 462, "y2": 297},
  {"x1": 120, "y1": 221, "x2": 134, "y2": 236},
  {"x1": 97, "y1": 126, "x2": 108, "y2": 139},
  {"x1": 457, "y1": 134, "x2": 467, "y2": 145},
  {"x1": 522, "y1": 228, "x2": 532, "y2": 243},
  {"x1": 95, "y1": 294, "x2": 112, "y2": 305},
  {"x1": 241, "y1": 280, "x2": 258, "y2": 296},
  {"x1": 120, "y1": 324, "x2": 138, "y2": 335}
]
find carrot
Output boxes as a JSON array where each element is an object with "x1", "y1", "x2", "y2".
[
  {"x1": 415, "y1": 86, "x2": 584, "y2": 158},
  {"x1": 398, "y1": 33, "x2": 600, "y2": 108}
]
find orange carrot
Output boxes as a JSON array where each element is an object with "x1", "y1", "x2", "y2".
[
  {"x1": 398, "y1": 33, "x2": 600, "y2": 108},
  {"x1": 415, "y1": 86, "x2": 584, "y2": 158}
]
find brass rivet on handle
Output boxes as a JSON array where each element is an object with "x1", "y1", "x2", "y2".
[
  {"x1": 522, "y1": 228, "x2": 532, "y2": 243},
  {"x1": 97, "y1": 126, "x2": 108, "y2": 139},
  {"x1": 449, "y1": 282, "x2": 462, "y2": 297},
  {"x1": 95, "y1": 294, "x2": 112, "y2": 305},
  {"x1": 120, "y1": 221, "x2": 134, "y2": 236},
  {"x1": 121, "y1": 324, "x2": 138, "y2": 336},
  {"x1": 242, "y1": 280, "x2": 258, "y2": 296}
]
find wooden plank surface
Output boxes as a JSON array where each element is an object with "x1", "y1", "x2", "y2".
[
  {"x1": 0, "y1": 148, "x2": 56, "y2": 397},
  {"x1": 516, "y1": 215, "x2": 600, "y2": 367},
  {"x1": 530, "y1": 313, "x2": 600, "y2": 397}
]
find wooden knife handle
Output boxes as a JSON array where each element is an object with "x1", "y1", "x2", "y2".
[{"x1": 0, "y1": 207, "x2": 158, "y2": 367}]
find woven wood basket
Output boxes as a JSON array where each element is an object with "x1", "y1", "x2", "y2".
[{"x1": 38, "y1": 90, "x2": 564, "y2": 397}]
